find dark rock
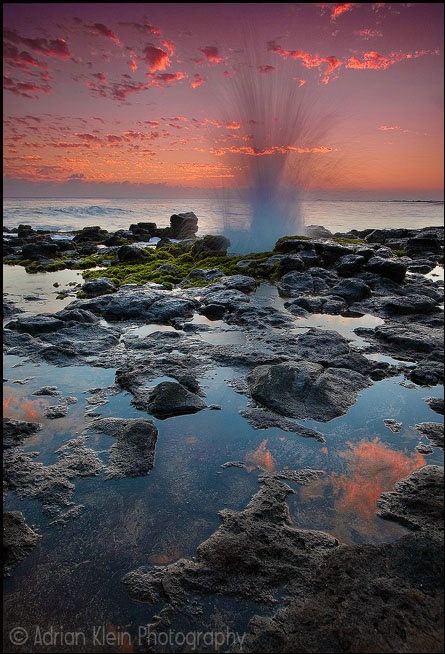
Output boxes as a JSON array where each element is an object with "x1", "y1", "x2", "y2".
[
  {"x1": 331, "y1": 278, "x2": 372, "y2": 303},
  {"x1": 117, "y1": 244, "x2": 150, "y2": 263},
  {"x1": 103, "y1": 229, "x2": 137, "y2": 246},
  {"x1": 406, "y1": 235, "x2": 441, "y2": 257},
  {"x1": 335, "y1": 253, "x2": 366, "y2": 276},
  {"x1": 72, "y1": 226, "x2": 109, "y2": 243},
  {"x1": 3, "y1": 418, "x2": 41, "y2": 449},
  {"x1": 239, "y1": 407, "x2": 326, "y2": 442},
  {"x1": 4, "y1": 314, "x2": 66, "y2": 335},
  {"x1": 136, "y1": 381, "x2": 206, "y2": 418},
  {"x1": 188, "y1": 267, "x2": 224, "y2": 281},
  {"x1": 130, "y1": 222, "x2": 158, "y2": 236},
  {"x1": 3, "y1": 436, "x2": 103, "y2": 524},
  {"x1": 364, "y1": 256, "x2": 407, "y2": 282},
  {"x1": 17, "y1": 224, "x2": 35, "y2": 238},
  {"x1": 122, "y1": 475, "x2": 338, "y2": 606},
  {"x1": 88, "y1": 417, "x2": 158, "y2": 479},
  {"x1": 191, "y1": 234, "x2": 230, "y2": 256},
  {"x1": 21, "y1": 241, "x2": 59, "y2": 260},
  {"x1": 3, "y1": 511, "x2": 41, "y2": 577},
  {"x1": 414, "y1": 422, "x2": 444, "y2": 450},
  {"x1": 424, "y1": 397, "x2": 444, "y2": 415},
  {"x1": 169, "y1": 212, "x2": 199, "y2": 239},
  {"x1": 377, "y1": 465, "x2": 443, "y2": 536},
  {"x1": 248, "y1": 360, "x2": 371, "y2": 421},
  {"x1": 278, "y1": 268, "x2": 339, "y2": 297},
  {"x1": 81, "y1": 277, "x2": 117, "y2": 297}
]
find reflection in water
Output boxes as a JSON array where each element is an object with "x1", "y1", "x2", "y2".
[
  {"x1": 299, "y1": 437, "x2": 427, "y2": 543},
  {"x1": 332, "y1": 437, "x2": 426, "y2": 518},
  {"x1": 245, "y1": 439, "x2": 276, "y2": 472},
  {"x1": 148, "y1": 546, "x2": 183, "y2": 565},
  {"x1": 3, "y1": 388, "x2": 48, "y2": 421}
]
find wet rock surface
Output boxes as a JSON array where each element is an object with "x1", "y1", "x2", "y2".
[
  {"x1": 122, "y1": 465, "x2": 444, "y2": 654},
  {"x1": 3, "y1": 223, "x2": 444, "y2": 652},
  {"x1": 86, "y1": 417, "x2": 158, "y2": 479},
  {"x1": 3, "y1": 511, "x2": 41, "y2": 578}
]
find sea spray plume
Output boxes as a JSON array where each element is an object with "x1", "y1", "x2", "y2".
[{"x1": 218, "y1": 31, "x2": 336, "y2": 253}]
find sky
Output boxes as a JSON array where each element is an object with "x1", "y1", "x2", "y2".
[{"x1": 3, "y1": 2, "x2": 444, "y2": 200}]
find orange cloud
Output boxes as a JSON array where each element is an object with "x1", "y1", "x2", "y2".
[
  {"x1": 161, "y1": 40, "x2": 175, "y2": 56},
  {"x1": 191, "y1": 74, "x2": 206, "y2": 88},
  {"x1": 331, "y1": 437, "x2": 426, "y2": 519},
  {"x1": 148, "y1": 72, "x2": 186, "y2": 87},
  {"x1": 245, "y1": 439, "x2": 275, "y2": 472},
  {"x1": 143, "y1": 45, "x2": 171, "y2": 72},
  {"x1": 3, "y1": 390, "x2": 47, "y2": 421},
  {"x1": 268, "y1": 42, "x2": 342, "y2": 84},
  {"x1": 331, "y1": 3, "x2": 357, "y2": 21},
  {"x1": 199, "y1": 46, "x2": 223, "y2": 64},
  {"x1": 346, "y1": 49, "x2": 438, "y2": 70},
  {"x1": 212, "y1": 144, "x2": 334, "y2": 157}
]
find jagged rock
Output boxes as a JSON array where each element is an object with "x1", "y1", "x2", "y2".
[
  {"x1": 248, "y1": 360, "x2": 371, "y2": 421},
  {"x1": 170, "y1": 212, "x2": 199, "y2": 239},
  {"x1": 81, "y1": 277, "x2": 117, "y2": 297},
  {"x1": 117, "y1": 244, "x2": 150, "y2": 263},
  {"x1": 135, "y1": 381, "x2": 206, "y2": 419},
  {"x1": 3, "y1": 511, "x2": 41, "y2": 577},
  {"x1": 191, "y1": 234, "x2": 230, "y2": 256},
  {"x1": 3, "y1": 418, "x2": 41, "y2": 449},
  {"x1": 87, "y1": 417, "x2": 158, "y2": 479}
]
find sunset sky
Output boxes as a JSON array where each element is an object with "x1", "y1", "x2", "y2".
[{"x1": 3, "y1": 2, "x2": 444, "y2": 199}]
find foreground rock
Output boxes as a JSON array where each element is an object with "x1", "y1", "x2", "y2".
[
  {"x1": 86, "y1": 417, "x2": 158, "y2": 479},
  {"x1": 3, "y1": 511, "x2": 41, "y2": 577},
  {"x1": 123, "y1": 465, "x2": 444, "y2": 653},
  {"x1": 3, "y1": 435, "x2": 104, "y2": 525},
  {"x1": 248, "y1": 359, "x2": 372, "y2": 421}
]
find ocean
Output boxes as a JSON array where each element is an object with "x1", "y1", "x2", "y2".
[{"x1": 3, "y1": 197, "x2": 444, "y2": 236}]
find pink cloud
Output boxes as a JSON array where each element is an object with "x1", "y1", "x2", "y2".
[
  {"x1": 3, "y1": 44, "x2": 48, "y2": 71},
  {"x1": 90, "y1": 23, "x2": 121, "y2": 46},
  {"x1": 162, "y1": 40, "x2": 175, "y2": 56},
  {"x1": 345, "y1": 50, "x2": 436, "y2": 70},
  {"x1": 92, "y1": 72, "x2": 107, "y2": 84},
  {"x1": 3, "y1": 29, "x2": 70, "y2": 59},
  {"x1": 143, "y1": 45, "x2": 171, "y2": 72},
  {"x1": 191, "y1": 74, "x2": 206, "y2": 88},
  {"x1": 119, "y1": 22, "x2": 162, "y2": 37},
  {"x1": 3, "y1": 74, "x2": 51, "y2": 97},
  {"x1": 75, "y1": 133, "x2": 103, "y2": 144},
  {"x1": 109, "y1": 81, "x2": 147, "y2": 100},
  {"x1": 331, "y1": 3, "x2": 357, "y2": 21},
  {"x1": 269, "y1": 40, "x2": 439, "y2": 83},
  {"x1": 148, "y1": 72, "x2": 186, "y2": 87},
  {"x1": 199, "y1": 46, "x2": 223, "y2": 64},
  {"x1": 268, "y1": 42, "x2": 342, "y2": 83},
  {"x1": 212, "y1": 144, "x2": 333, "y2": 157}
]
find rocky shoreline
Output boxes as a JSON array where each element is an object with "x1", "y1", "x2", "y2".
[{"x1": 3, "y1": 215, "x2": 444, "y2": 652}]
